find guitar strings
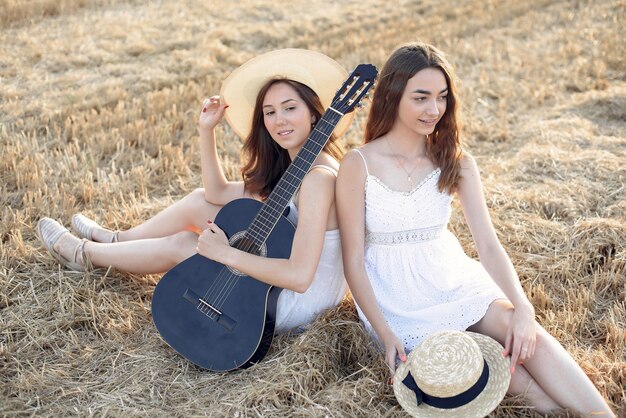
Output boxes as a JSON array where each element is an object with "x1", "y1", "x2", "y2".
[
  {"x1": 201, "y1": 114, "x2": 340, "y2": 317},
  {"x1": 200, "y1": 155, "x2": 321, "y2": 318}
]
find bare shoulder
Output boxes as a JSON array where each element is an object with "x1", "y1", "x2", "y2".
[
  {"x1": 301, "y1": 160, "x2": 338, "y2": 194},
  {"x1": 459, "y1": 151, "x2": 481, "y2": 180},
  {"x1": 305, "y1": 165, "x2": 338, "y2": 184},
  {"x1": 457, "y1": 151, "x2": 485, "y2": 197},
  {"x1": 342, "y1": 140, "x2": 383, "y2": 164},
  {"x1": 338, "y1": 148, "x2": 369, "y2": 180},
  {"x1": 460, "y1": 150, "x2": 477, "y2": 169},
  {"x1": 341, "y1": 148, "x2": 364, "y2": 166},
  {"x1": 295, "y1": 170, "x2": 335, "y2": 218}
]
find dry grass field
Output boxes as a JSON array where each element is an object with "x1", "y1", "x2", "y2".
[{"x1": 1, "y1": 0, "x2": 624, "y2": 416}]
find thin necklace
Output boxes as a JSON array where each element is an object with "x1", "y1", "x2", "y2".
[{"x1": 385, "y1": 136, "x2": 426, "y2": 183}]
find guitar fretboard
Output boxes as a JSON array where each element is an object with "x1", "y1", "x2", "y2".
[{"x1": 245, "y1": 110, "x2": 342, "y2": 246}]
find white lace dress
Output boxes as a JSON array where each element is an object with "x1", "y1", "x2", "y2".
[
  {"x1": 274, "y1": 165, "x2": 347, "y2": 334},
  {"x1": 354, "y1": 150, "x2": 507, "y2": 351}
]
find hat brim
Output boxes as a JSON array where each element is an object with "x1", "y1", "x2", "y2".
[
  {"x1": 393, "y1": 332, "x2": 511, "y2": 418},
  {"x1": 219, "y1": 49, "x2": 354, "y2": 140}
]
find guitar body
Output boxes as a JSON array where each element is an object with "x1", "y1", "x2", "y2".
[{"x1": 151, "y1": 198, "x2": 295, "y2": 371}]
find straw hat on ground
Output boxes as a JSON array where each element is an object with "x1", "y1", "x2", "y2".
[
  {"x1": 393, "y1": 330, "x2": 511, "y2": 418},
  {"x1": 219, "y1": 48, "x2": 353, "y2": 139}
]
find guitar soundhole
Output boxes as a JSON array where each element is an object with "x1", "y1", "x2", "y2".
[{"x1": 227, "y1": 231, "x2": 267, "y2": 276}]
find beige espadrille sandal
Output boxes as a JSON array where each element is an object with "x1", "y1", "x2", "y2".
[
  {"x1": 37, "y1": 218, "x2": 91, "y2": 272},
  {"x1": 71, "y1": 214, "x2": 118, "y2": 243}
]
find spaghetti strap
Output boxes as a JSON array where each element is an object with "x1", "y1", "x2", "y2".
[
  {"x1": 354, "y1": 149, "x2": 370, "y2": 175},
  {"x1": 310, "y1": 165, "x2": 338, "y2": 177}
]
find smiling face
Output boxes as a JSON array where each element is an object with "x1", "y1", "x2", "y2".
[
  {"x1": 262, "y1": 82, "x2": 315, "y2": 153},
  {"x1": 394, "y1": 67, "x2": 448, "y2": 138}
]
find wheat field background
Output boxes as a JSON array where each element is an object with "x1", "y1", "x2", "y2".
[{"x1": 1, "y1": 0, "x2": 624, "y2": 416}]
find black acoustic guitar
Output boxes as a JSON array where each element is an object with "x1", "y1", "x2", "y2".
[{"x1": 151, "y1": 64, "x2": 378, "y2": 371}]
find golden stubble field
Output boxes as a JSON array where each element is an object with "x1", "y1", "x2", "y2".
[{"x1": 1, "y1": 0, "x2": 624, "y2": 416}]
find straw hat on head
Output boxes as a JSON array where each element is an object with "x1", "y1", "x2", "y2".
[
  {"x1": 219, "y1": 48, "x2": 354, "y2": 140},
  {"x1": 393, "y1": 330, "x2": 511, "y2": 418}
]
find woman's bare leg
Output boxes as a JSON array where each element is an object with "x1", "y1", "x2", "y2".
[
  {"x1": 90, "y1": 188, "x2": 223, "y2": 242},
  {"x1": 468, "y1": 300, "x2": 614, "y2": 417},
  {"x1": 55, "y1": 230, "x2": 198, "y2": 274},
  {"x1": 505, "y1": 363, "x2": 561, "y2": 414}
]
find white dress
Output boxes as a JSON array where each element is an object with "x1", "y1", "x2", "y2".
[
  {"x1": 354, "y1": 150, "x2": 507, "y2": 351},
  {"x1": 274, "y1": 165, "x2": 347, "y2": 334}
]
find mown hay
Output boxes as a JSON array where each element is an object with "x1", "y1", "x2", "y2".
[{"x1": 1, "y1": 0, "x2": 624, "y2": 416}]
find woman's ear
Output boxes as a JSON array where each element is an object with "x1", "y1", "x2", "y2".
[{"x1": 311, "y1": 116, "x2": 316, "y2": 125}]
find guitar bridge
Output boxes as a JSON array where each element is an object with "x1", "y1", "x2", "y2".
[
  {"x1": 183, "y1": 289, "x2": 237, "y2": 331},
  {"x1": 198, "y1": 298, "x2": 222, "y2": 315}
]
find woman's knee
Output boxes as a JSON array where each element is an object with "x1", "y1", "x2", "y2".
[
  {"x1": 183, "y1": 188, "x2": 211, "y2": 207},
  {"x1": 498, "y1": 301, "x2": 544, "y2": 331},
  {"x1": 166, "y1": 231, "x2": 198, "y2": 263},
  {"x1": 489, "y1": 301, "x2": 546, "y2": 344},
  {"x1": 470, "y1": 299, "x2": 513, "y2": 340},
  {"x1": 179, "y1": 188, "x2": 219, "y2": 220}
]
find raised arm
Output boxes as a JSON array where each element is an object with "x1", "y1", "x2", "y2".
[
  {"x1": 196, "y1": 166, "x2": 336, "y2": 293},
  {"x1": 197, "y1": 96, "x2": 247, "y2": 205},
  {"x1": 335, "y1": 150, "x2": 406, "y2": 373},
  {"x1": 456, "y1": 152, "x2": 536, "y2": 364}
]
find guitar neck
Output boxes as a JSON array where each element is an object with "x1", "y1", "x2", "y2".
[{"x1": 245, "y1": 110, "x2": 343, "y2": 246}]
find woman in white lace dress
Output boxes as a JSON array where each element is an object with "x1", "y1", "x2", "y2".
[{"x1": 336, "y1": 42, "x2": 613, "y2": 416}]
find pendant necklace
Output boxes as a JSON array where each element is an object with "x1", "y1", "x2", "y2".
[{"x1": 385, "y1": 136, "x2": 426, "y2": 183}]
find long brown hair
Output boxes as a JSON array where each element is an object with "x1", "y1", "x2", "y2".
[
  {"x1": 364, "y1": 42, "x2": 462, "y2": 193},
  {"x1": 241, "y1": 78, "x2": 344, "y2": 199}
]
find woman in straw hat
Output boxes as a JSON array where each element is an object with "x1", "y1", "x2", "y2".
[
  {"x1": 336, "y1": 42, "x2": 614, "y2": 416},
  {"x1": 38, "y1": 49, "x2": 351, "y2": 335}
]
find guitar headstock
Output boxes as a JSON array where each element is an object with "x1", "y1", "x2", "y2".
[{"x1": 330, "y1": 64, "x2": 378, "y2": 115}]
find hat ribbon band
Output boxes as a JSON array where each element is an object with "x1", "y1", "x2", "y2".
[{"x1": 402, "y1": 360, "x2": 490, "y2": 409}]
